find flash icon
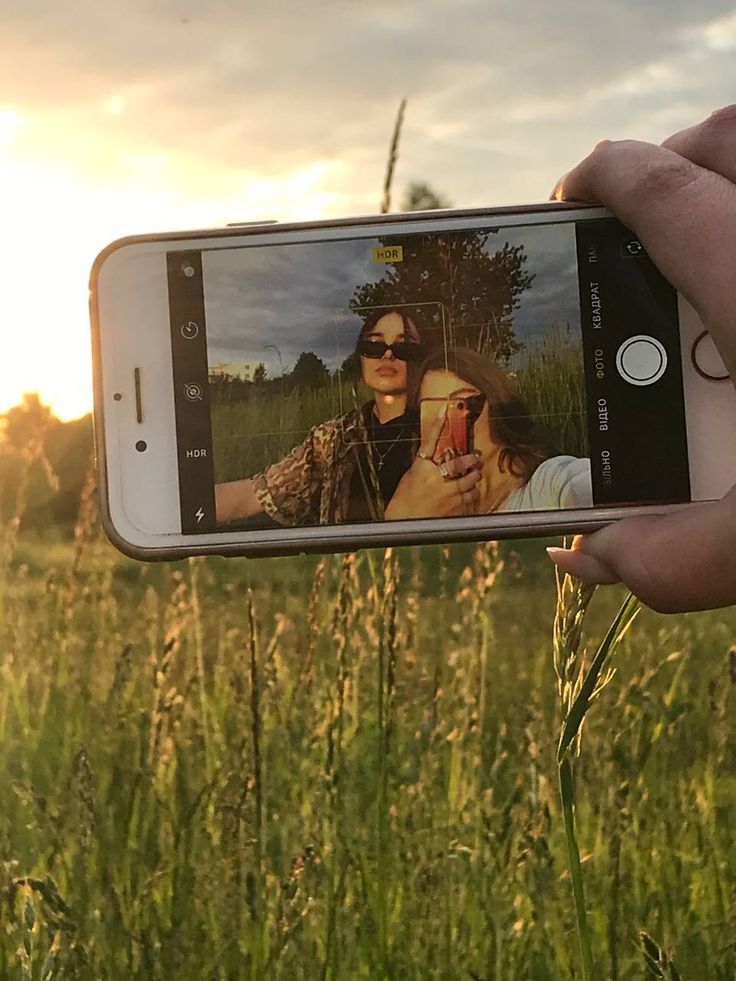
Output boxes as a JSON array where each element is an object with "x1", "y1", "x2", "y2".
[{"x1": 195, "y1": 507, "x2": 205, "y2": 523}]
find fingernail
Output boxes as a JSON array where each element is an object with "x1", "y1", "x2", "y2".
[
  {"x1": 550, "y1": 175, "x2": 567, "y2": 201},
  {"x1": 545, "y1": 546, "x2": 618, "y2": 585}
]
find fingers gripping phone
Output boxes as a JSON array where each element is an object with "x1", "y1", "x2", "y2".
[{"x1": 89, "y1": 203, "x2": 736, "y2": 560}]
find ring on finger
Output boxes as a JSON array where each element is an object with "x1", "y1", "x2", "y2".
[{"x1": 438, "y1": 462, "x2": 451, "y2": 480}]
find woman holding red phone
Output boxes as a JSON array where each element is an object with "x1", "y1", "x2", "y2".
[{"x1": 385, "y1": 346, "x2": 592, "y2": 519}]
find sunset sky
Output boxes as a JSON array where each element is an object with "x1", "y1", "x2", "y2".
[{"x1": 2, "y1": 0, "x2": 735, "y2": 420}]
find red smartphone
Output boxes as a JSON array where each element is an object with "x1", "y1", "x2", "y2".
[{"x1": 419, "y1": 392, "x2": 485, "y2": 462}]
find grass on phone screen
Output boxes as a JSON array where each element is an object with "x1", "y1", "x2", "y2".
[{"x1": 210, "y1": 323, "x2": 587, "y2": 483}]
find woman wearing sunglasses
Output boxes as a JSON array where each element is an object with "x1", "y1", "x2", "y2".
[
  {"x1": 215, "y1": 308, "x2": 425, "y2": 526},
  {"x1": 385, "y1": 346, "x2": 593, "y2": 520}
]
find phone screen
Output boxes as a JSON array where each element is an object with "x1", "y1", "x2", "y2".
[{"x1": 163, "y1": 216, "x2": 695, "y2": 534}]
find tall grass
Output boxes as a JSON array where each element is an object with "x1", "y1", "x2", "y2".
[
  {"x1": 211, "y1": 383, "x2": 345, "y2": 483},
  {"x1": 552, "y1": 569, "x2": 640, "y2": 979},
  {"x1": 514, "y1": 322, "x2": 587, "y2": 459},
  {"x1": 0, "y1": 411, "x2": 732, "y2": 979},
  {"x1": 2, "y1": 514, "x2": 735, "y2": 976}
]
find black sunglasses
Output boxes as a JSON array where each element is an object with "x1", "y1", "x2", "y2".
[{"x1": 356, "y1": 339, "x2": 424, "y2": 362}]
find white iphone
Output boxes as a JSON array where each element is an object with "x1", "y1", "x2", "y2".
[{"x1": 89, "y1": 202, "x2": 736, "y2": 560}]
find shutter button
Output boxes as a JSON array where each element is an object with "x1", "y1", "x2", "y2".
[{"x1": 615, "y1": 335, "x2": 668, "y2": 386}]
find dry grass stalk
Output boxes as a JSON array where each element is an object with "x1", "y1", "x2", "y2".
[
  {"x1": 188, "y1": 558, "x2": 214, "y2": 783},
  {"x1": 380, "y1": 98, "x2": 407, "y2": 214},
  {"x1": 148, "y1": 573, "x2": 188, "y2": 769},
  {"x1": 553, "y1": 565, "x2": 596, "y2": 734},
  {"x1": 381, "y1": 547, "x2": 399, "y2": 756},
  {"x1": 245, "y1": 586, "x2": 268, "y2": 975},
  {"x1": 303, "y1": 556, "x2": 327, "y2": 691},
  {"x1": 553, "y1": 568, "x2": 639, "y2": 981},
  {"x1": 324, "y1": 553, "x2": 355, "y2": 808}
]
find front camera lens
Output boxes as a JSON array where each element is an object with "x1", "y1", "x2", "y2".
[{"x1": 135, "y1": 440, "x2": 147, "y2": 452}]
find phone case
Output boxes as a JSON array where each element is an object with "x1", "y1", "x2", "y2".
[{"x1": 89, "y1": 201, "x2": 691, "y2": 561}]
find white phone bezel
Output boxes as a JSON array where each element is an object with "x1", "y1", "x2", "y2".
[{"x1": 90, "y1": 202, "x2": 734, "y2": 561}]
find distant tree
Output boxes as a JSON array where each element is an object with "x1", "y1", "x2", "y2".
[
  {"x1": 289, "y1": 352, "x2": 329, "y2": 388},
  {"x1": 45, "y1": 414, "x2": 94, "y2": 527},
  {"x1": 350, "y1": 231, "x2": 534, "y2": 361},
  {"x1": 253, "y1": 362, "x2": 267, "y2": 385},
  {"x1": 2, "y1": 392, "x2": 53, "y2": 450},
  {"x1": 0, "y1": 394, "x2": 58, "y2": 526},
  {"x1": 401, "y1": 181, "x2": 451, "y2": 212},
  {"x1": 338, "y1": 351, "x2": 361, "y2": 382},
  {"x1": 0, "y1": 394, "x2": 96, "y2": 532}
]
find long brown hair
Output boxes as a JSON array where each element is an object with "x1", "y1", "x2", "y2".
[{"x1": 411, "y1": 346, "x2": 551, "y2": 481}]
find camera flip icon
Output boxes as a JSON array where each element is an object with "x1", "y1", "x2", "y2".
[{"x1": 621, "y1": 238, "x2": 645, "y2": 258}]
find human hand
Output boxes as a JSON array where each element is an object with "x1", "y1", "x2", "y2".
[
  {"x1": 546, "y1": 106, "x2": 736, "y2": 613},
  {"x1": 385, "y1": 404, "x2": 482, "y2": 520}
]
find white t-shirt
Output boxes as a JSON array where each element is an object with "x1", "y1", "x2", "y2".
[{"x1": 499, "y1": 455, "x2": 593, "y2": 512}]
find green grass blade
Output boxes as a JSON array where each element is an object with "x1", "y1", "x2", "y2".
[
  {"x1": 557, "y1": 592, "x2": 639, "y2": 762},
  {"x1": 559, "y1": 756, "x2": 595, "y2": 981}
]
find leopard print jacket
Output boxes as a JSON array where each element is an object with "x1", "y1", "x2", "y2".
[{"x1": 251, "y1": 408, "x2": 376, "y2": 526}]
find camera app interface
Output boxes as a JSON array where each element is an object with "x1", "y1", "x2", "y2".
[{"x1": 166, "y1": 217, "x2": 689, "y2": 534}]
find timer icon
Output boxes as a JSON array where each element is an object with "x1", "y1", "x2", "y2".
[{"x1": 180, "y1": 321, "x2": 199, "y2": 340}]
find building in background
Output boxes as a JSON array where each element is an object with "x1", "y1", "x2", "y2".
[{"x1": 209, "y1": 360, "x2": 265, "y2": 382}]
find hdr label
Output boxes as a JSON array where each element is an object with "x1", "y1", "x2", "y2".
[
  {"x1": 372, "y1": 245, "x2": 403, "y2": 263},
  {"x1": 185, "y1": 448, "x2": 208, "y2": 459}
]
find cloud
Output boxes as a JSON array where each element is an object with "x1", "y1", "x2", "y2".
[
  {"x1": 3, "y1": 0, "x2": 735, "y2": 214},
  {"x1": 697, "y1": 8, "x2": 736, "y2": 49},
  {"x1": 203, "y1": 237, "x2": 388, "y2": 370},
  {"x1": 202, "y1": 218, "x2": 581, "y2": 376}
]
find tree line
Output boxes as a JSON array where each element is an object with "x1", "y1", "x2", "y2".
[{"x1": 0, "y1": 394, "x2": 94, "y2": 533}]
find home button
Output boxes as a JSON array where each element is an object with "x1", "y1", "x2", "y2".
[
  {"x1": 615, "y1": 335, "x2": 668, "y2": 386},
  {"x1": 691, "y1": 330, "x2": 729, "y2": 381}
]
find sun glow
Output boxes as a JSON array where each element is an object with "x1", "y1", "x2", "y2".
[
  {"x1": 0, "y1": 131, "x2": 348, "y2": 421},
  {"x1": 0, "y1": 107, "x2": 22, "y2": 147}
]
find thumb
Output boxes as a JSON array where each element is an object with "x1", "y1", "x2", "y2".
[
  {"x1": 547, "y1": 490, "x2": 736, "y2": 613},
  {"x1": 419, "y1": 402, "x2": 447, "y2": 462}
]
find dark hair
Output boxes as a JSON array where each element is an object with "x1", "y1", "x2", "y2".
[
  {"x1": 355, "y1": 308, "x2": 424, "y2": 389},
  {"x1": 356, "y1": 307, "x2": 422, "y2": 346},
  {"x1": 411, "y1": 346, "x2": 552, "y2": 481}
]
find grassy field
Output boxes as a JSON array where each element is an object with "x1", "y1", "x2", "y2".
[
  {"x1": 211, "y1": 327, "x2": 587, "y2": 483},
  {"x1": 513, "y1": 324, "x2": 586, "y2": 460},
  {"x1": 2, "y1": 514, "x2": 736, "y2": 979}
]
